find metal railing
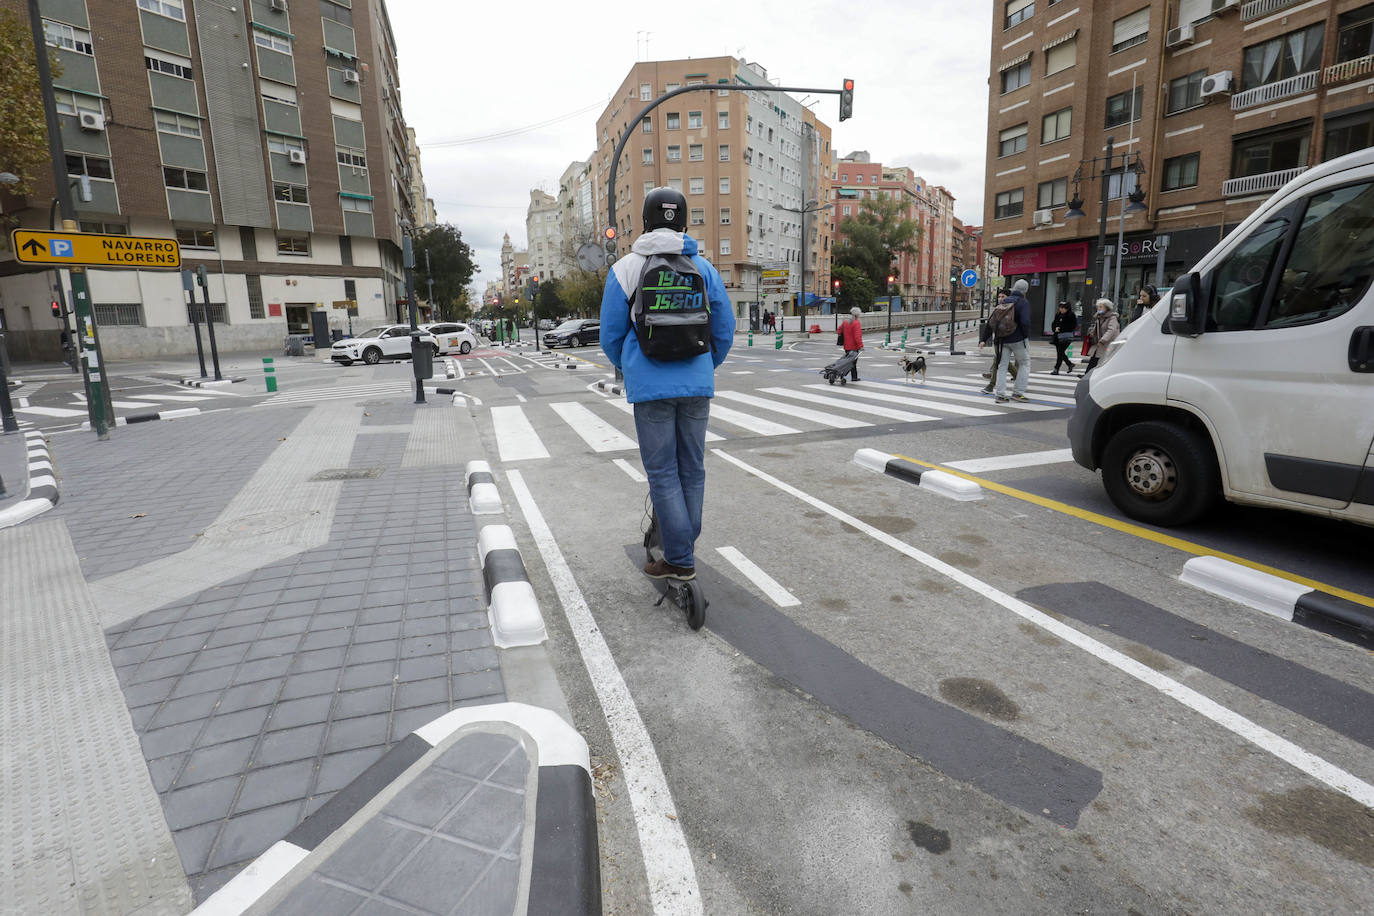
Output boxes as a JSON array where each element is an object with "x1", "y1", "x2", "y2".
[
  {"x1": 1222, "y1": 166, "x2": 1308, "y2": 197},
  {"x1": 1230, "y1": 70, "x2": 1318, "y2": 110},
  {"x1": 1240, "y1": 0, "x2": 1305, "y2": 21},
  {"x1": 1324, "y1": 54, "x2": 1374, "y2": 85}
]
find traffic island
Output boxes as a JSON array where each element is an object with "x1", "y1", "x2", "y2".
[{"x1": 852, "y1": 448, "x2": 983, "y2": 501}]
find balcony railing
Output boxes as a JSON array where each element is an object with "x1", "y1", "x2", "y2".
[
  {"x1": 1222, "y1": 166, "x2": 1308, "y2": 197},
  {"x1": 1324, "y1": 54, "x2": 1374, "y2": 85},
  {"x1": 1230, "y1": 70, "x2": 1318, "y2": 110},
  {"x1": 1241, "y1": 0, "x2": 1305, "y2": 21}
]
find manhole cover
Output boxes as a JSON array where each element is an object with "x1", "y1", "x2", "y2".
[
  {"x1": 310, "y1": 467, "x2": 384, "y2": 481},
  {"x1": 201, "y1": 509, "x2": 314, "y2": 540}
]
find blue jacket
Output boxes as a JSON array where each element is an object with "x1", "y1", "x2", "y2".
[
  {"x1": 599, "y1": 229, "x2": 735, "y2": 403},
  {"x1": 1003, "y1": 291, "x2": 1032, "y2": 344}
]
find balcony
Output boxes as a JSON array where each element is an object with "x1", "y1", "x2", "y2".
[
  {"x1": 1324, "y1": 54, "x2": 1374, "y2": 86},
  {"x1": 1240, "y1": 0, "x2": 1305, "y2": 21},
  {"x1": 1230, "y1": 70, "x2": 1318, "y2": 110},
  {"x1": 1222, "y1": 166, "x2": 1308, "y2": 197}
]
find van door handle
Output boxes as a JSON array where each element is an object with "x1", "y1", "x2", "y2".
[{"x1": 1351, "y1": 327, "x2": 1374, "y2": 373}]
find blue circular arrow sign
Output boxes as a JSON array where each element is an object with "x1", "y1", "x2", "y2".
[{"x1": 960, "y1": 268, "x2": 979, "y2": 288}]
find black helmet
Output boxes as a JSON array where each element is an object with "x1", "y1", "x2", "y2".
[{"x1": 642, "y1": 187, "x2": 687, "y2": 232}]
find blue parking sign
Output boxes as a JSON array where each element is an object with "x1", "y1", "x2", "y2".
[{"x1": 50, "y1": 239, "x2": 74, "y2": 258}]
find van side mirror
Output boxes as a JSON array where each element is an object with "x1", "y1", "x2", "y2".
[{"x1": 1168, "y1": 272, "x2": 1204, "y2": 338}]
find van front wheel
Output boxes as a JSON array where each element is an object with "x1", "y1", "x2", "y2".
[{"x1": 1102, "y1": 421, "x2": 1219, "y2": 527}]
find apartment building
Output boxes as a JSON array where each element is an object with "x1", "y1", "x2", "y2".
[
  {"x1": 0, "y1": 0, "x2": 420, "y2": 358},
  {"x1": 983, "y1": 0, "x2": 1374, "y2": 334},
  {"x1": 556, "y1": 158, "x2": 598, "y2": 269},
  {"x1": 404, "y1": 126, "x2": 436, "y2": 228},
  {"x1": 524, "y1": 189, "x2": 560, "y2": 280},
  {"x1": 593, "y1": 57, "x2": 834, "y2": 320}
]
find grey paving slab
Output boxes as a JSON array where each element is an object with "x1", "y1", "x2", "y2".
[{"x1": 0, "y1": 427, "x2": 28, "y2": 507}]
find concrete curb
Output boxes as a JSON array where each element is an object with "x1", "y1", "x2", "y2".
[
  {"x1": 480, "y1": 524, "x2": 548, "y2": 647},
  {"x1": 853, "y1": 448, "x2": 983, "y2": 501},
  {"x1": 594, "y1": 380, "x2": 623, "y2": 395},
  {"x1": 1180, "y1": 556, "x2": 1374, "y2": 647},
  {"x1": 192, "y1": 703, "x2": 598, "y2": 916},
  {"x1": 0, "y1": 431, "x2": 59, "y2": 530},
  {"x1": 466, "y1": 460, "x2": 504, "y2": 514},
  {"x1": 179, "y1": 377, "x2": 245, "y2": 387},
  {"x1": 81, "y1": 407, "x2": 202, "y2": 430}
]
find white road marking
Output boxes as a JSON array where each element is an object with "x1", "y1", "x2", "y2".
[
  {"x1": 613, "y1": 458, "x2": 647, "y2": 483},
  {"x1": 479, "y1": 358, "x2": 500, "y2": 375},
  {"x1": 506, "y1": 471, "x2": 703, "y2": 913},
  {"x1": 945, "y1": 448, "x2": 1076, "y2": 473},
  {"x1": 515, "y1": 393, "x2": 527, "y2": 403},
  {"x1": 551, "y1": 402, "x2": 638, "y2": 453},
  {"x1": 126, "y1": 393, "x2": 214, "y2": 402},
  {"x1": 800, "y1": 384, "x2": 1000, "y2": 418},
  {"x1": 603, "y1": 398, "x2": 724, "y2": 442},
  {"x1": 490, "y1": 406, "x2": 550, "y2": 461},
  {"x1": 17, "y1": 405, "x2": 87, "y2": 418},
  {"x1": 942, "y1": 378, "x2": 1076, "y2": 405},
  {"x1": 715, "y1": 390, "x2": 869, "y2": 429},
  {"x1": 730, "y1": 370, "x2": 754, "y2": 375},
  {"x1": 499, "y1": 357, "x2": 526, "y2": 372},
  {"x1": 760, "y1": 387, "x2": 936, "y2": 423},
  {"x1": 111, "y1": 400, "x2": 155, "y2": 409},
  {"x1": 885, "y1": 382, "x2": 1060, "y2": 411},
  {"x1": 715, "y1": 546, "x2": 799, "y2": 607},
  {"x1": 712, "y1": 448, "x2": 1374, "y2": 812},
  {"x1": 17, "y1": 397, "x2": 29, "y2": 408},
  {"x1": 706, "y1": 403, "x2": 801, "y2": 437}
]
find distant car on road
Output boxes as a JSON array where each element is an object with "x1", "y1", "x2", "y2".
[
  {"x1": 421, "y1": 322, "x2": 477, "y2": 355},
  {"x1": 331, "y1": 325, "x2": 439, "y2": 366},
  {"x1": 538, "y1": 319, "x2": 555, "y2": 331},
  {"x1": 543, "y1": 318, "x2": 600, "y2": 349}
]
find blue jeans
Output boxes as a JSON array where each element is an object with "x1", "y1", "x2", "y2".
[
  {"x1": 634, "y1": 397, "x2": 710, "y2": 568},
  {"x1": 995, "y1": 338, "x2": 1029, "y2": 397}
]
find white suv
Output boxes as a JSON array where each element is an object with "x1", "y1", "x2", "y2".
[{"x1": 331, "y1": 325, "x2": 439, "y2": 366}]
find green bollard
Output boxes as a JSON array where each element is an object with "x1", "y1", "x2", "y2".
[
  {"x1": 775, "y1": 327, "x2": 783, "y2": 350},
  {"x1": 263, "y1": 356, "x2": 277, "y2": 393},
  {"x1": 748, "y1": 327, "x2": 753, "y2": 347},
  {"x1": 900, "y1": 327, "x2": 908, "y2": 350}
]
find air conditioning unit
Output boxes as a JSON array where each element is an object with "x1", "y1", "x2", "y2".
[
  {"x1": 1032, "y1": 209, "x2": 1055, "y2": 226},
  {"x1": 288, "y1": 148, "x2": 307, "y2": 165},
  {"x1": 1211, "y1": 0, "x2": 1239, "y2": 14},
  {"x1": 1166, "y1": 23, "x2": 1196, "y2": 48},
  {"x1": 270, "y1": 0, "x2": 287, "y2": 10},
  {"x1": 78, "y1": 111, "x2": 105, "y2": 132},
  {"x1": 342, "y1": 68, "x2": 359, "y2": 84},
  {"x1": 1200, "y1": 70, "x2": 1234, "y2": 99}
]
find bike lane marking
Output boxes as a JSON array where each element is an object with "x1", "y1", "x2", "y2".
[{"x1": 714, "y1": 546, "x2": 798, "y2": 607}]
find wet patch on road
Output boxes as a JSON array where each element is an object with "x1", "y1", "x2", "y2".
[
  {"x1": 1121, "y1": 643, "x2": 1173, "y2": 672},
  {"x1": 938, "y1": 678, "x2": 1020, "y2": 721},
  {"x1": 906, "y1": 820, "x2": 952, "y2": 854},
  {"x1": 857, "y1": 514, "x2": 916, "y2": 535},
  {"x1": 1018, "y1": 621, "x2": 1061, "y2": 647},
  {"x1": 917, "y1": 578, "x2": 952, "y2": 595},
  {"x1": 956, "y1": 532, "x2": 989, "y2": 548},
  {"x1": 820, "y1": 598, "x2": 849, "y2": 613},
  {"x1": 938, "y1": 550, "x2": 981, "y2": 568},
  {"x1": 1244, "y1": 786, "x2": 1374, "y2": 867}
]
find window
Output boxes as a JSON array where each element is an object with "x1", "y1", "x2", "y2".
[
  {"x1": 336, "y1": 148, "x2": 367, "y2": 169},
  {"x1": 267, "y1": 136, "x2": 304, "y2": 156},
  {"x1": 1337, "y1": 4, "x2": 1374, "y2": 64},
  {"x1": 163, "y1": 167, "x2": 208, "y2": 191},
  {"x1": 718, "y1": 111, "x2": 729, "y2": 129},
  {"x1": 641, "y1": 117, "x2": 652, "y2": 133},
  {"x1": 688, "y1": 111, "x2": 702, "y2": 129},
  {"x1": 641, "y1": 147, "x2": 653, "y2": 164},
  {"x1": 666, "y1": 112, "x2": 680, "y2": 130},
  {"x1": 273, "y1": 182, "x2": 308, "y2": 203},
  {"x1": 1208, "y1": 207, "x2": 1295, "y2": 331},
  {"x1": 246, "y1": 274, "x2": 265, "y2": 319},
  {"x1": 995, "y1": 188, "x2": 1024, "y2": 219},
  {"x1": 43, "y1": 20, "x2": 92, "y2": 55},
  {"x1": 93, "y1": 304, "x2": 143, "y2": 326},
  {"x1": 138, "y1": 0, "x2": 186, "y2": 21},
  {"x1": 1106, "y1": 168, "x2": 1139, "y2": 200},
  {"x1": 643, "y1": 180, "x2": 654, "y2": 196},
  {"x1": 668, "y1": 177, "x2": 683, "y2": 191},
  {"x1": 1001, "y1": 60, "x2": 1031, "y2": 94},
  {"x1": 320, "y1": 0, "x2": 352, "y2": 25},
  {"x1": 719, "y1": 238, "x2": 731, "y2": 255},
  {"x1": 1167, "y1": 70, "x2": 1206, "y2": 114},
  {"x1": 1242, "y1": 24, "x2": 1324, "y2": 90},
  {"x1": 689, "y1": 144, "x2": 703, "y2": 161},
  {"x1": 1111, "y1": 8, "x2": 1149, "y2": 53},
  {"x1": 1005, "y1": 0, "x2": 1033, "y2": 30},
  {"x1": 667, "y1": 145, "x2": 682, "y2": 162},
  {"x1": 1162, "y1": 153, "x2": 1200, "y2": 191},
  {"x1": 185, "y1": 302, "x2": 227, "y2": 324},
  {"x1": 146, "y1": 54, "x2": 194, "y2": 80},
  {"x1": 719, "y1": 176, "x2": 730, "y2": 193},
  {"x1": 842, "y1": 204, "x2": 851, "y2": 216},
  {"x1": 54, "y1": 90, "x2": 101, "y2": 116},
  {"x1": 277, "y1": 235, "x2": 310, "y2": 255},
  {"x1": 666, "y1": 82, "x2": 679, "y2": 92},
  {"x1": 1037, "y1": 177, "x2": 1067, "y2": 208},
  {"x1": 720, "y1": 207, "x2": 731, "y2": 224},
  {"x1": 253, "y1": 28, "x2": 292, "y2": 54},
  {"x1": 689, "y1": 177, "x2": 704, "y2": 194},
  {"x1": 339, "y1": 237, "x2": 352, "y2": 266},
  {"x1": 639, "y1": 83, "x2": 652, "y2": 101},
  {"x1": 998, "y1": 123, "x2": 1028, "y2": 157},
  {"x1": 79, "y1": 221, "x2": 127, "y2": 234},
  {"x1": 1045, "y1": 37, "x2": 1076, "y2": 75},
  {"x1": 65, "y1": 153, "x2": 112, "y2": 180},
  {"x1": 1105, "y1": 87, "x2": 1144, "y2": 128},
  {"x1": 1324, "y1": 110, "x2": 1374, "y2": 161},
  {"x1": 719, "y1": 145, "x2": 730, "y2": 161},
  {"x1": 176, "y1": 228, "x2": 215, "y2": 248},
  {"x1": 1232, "y1": 122, "x2": 1311, "y2": 177},
  {"x1": 1264, "y1": 181, "x2": 1374, "y2": 328},
  {"x1": 690, "y1": 208, "x2": 705, "y2": 225},
  {"x1": 340, "y1": 196, "x2": 371, "y2": 213},
  {"x1": 155, "y1": 111, "x2": 201, "y2": 137},
  {"x1": 1042, "y1": 107, "x2": 1071, "y2": 143}
]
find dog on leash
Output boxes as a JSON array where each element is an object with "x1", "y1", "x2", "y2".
[{"x1": 899, "y1": 353, "x2": 927, "y2": 384}]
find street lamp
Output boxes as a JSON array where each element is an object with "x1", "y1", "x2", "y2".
[
  {"x1": 1064, "y1": 137, "x2": 1148, "y2": 325},
  {"x1": 832, "y1": 278, "x2": 842, "y2": 331},
  {"x1": 774, "y1": 199, "x2": 832, "y2": 335},
  {"x1": 399, "y1": 217, "x2": 425, "y2": 404},
  {"x1": 0, "y1": 173, "x2": 19, "y2": 433},
  {"x1": 886, "y1": 273, "x2": 896, "y2": 346}
]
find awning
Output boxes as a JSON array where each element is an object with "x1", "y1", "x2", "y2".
[
  {"x1": 999, "y1": 51, "x2": 1031, "y2": 72},
  {"x1": 1044, "y1": 29, "x2": 1078, "y2": 51}
]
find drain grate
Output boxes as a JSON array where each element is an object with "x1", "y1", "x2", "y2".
[{"x1": 310, "y1": 467, "x2": 384, "y2": 481}]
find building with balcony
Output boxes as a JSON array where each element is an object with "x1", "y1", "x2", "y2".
[
  {"x1": 524, "y1": 189, "x2": 560, "y2": 281},
  {"x1": 0, "y1": 0, "x2": 421, "y2": 358},
  {"x1": 982, "y1": 0, "x2": 1374, "y2": 335}
]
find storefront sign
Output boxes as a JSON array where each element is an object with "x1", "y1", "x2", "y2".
[{"x1": 1001, "y1": 241, "x2": 1088, "y2": 275}]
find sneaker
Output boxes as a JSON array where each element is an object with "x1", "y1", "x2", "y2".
[
  {"x1": 1050, "y1": 369, "x2": 1060, "y2": 376},
  {"x1": 995, "y1": 395, "x2": 1010, "y2": 403},
  {"x1": 981, "y1": 371, "x2": 992, "y2": 379},
  {"x1": 980, "y1": 384, "x2": 994, "y2": 394},
  {"x1": 1012, "y1": 393, "x2": 1030, "y2": 402},
  {"x1": 644, "y1": 558, "x2": 696, "y2": 580}
]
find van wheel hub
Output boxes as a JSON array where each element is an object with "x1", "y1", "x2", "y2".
[{"x1": 1124, "y1": 447, "x2": 1177, "y2": 500}]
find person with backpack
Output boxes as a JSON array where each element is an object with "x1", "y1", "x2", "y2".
[
  {"x1": 839, "y1": 307, "x2": 864, "y2": 381},
  {"x1": 1050, "y1": 301, "x2": 1078, "y2": 375},
  {"x1": 991, "y1": 278, "x2": 1032, "y2": 403},
  {"x1": 600, "y1": 187, "x2": 736, "y2": 581}
]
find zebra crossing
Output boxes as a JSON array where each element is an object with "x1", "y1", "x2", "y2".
[
  {"x1": 486, "y1": 371, "x2": 1078, "y2": 462},
  {"x1": 253, "y1": 381, "x2": 416, "y2": 407},
  {"x1": 14, "y1": 384, "x2": 239, "y2": 425}
]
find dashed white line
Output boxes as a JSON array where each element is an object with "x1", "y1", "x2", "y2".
[
  {"x1": 944, "y1": 448, "x2": 1075, "y2": 473},
  {"x1": 613, "y1": 458, "x2": 646, "y2": 483},
  {"x1": 490, "y1": 406, "x2": 549, "y2": 461},
  {"x1": 715, "y1": 546, "x2": 799, "y2": 607}
]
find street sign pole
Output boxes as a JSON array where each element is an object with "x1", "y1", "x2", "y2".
[
  {"x1": 182, "y1": 269, "x2": 207, "y2": 377},
  {"x1": 198, "y1": 265, "x2": 223, "y2": 380}
]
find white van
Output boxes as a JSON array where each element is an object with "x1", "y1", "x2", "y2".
[{"x1": 1069, "y1": 147, "x2": 1374, "y2": 528}]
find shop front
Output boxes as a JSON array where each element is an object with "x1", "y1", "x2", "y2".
[{"x1": 999, "y1": 241, "x2": 1089, "y2": 335}]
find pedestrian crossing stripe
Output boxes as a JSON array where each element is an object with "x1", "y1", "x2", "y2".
[
  {"x1": 549, "y1": 402, "x2": 636, "y2": 453},
  {"x1": 800, "y1": 384, "x2": 1003, "y2": 418},
  {"x1": 763, "y1": 388, "x2": 938, "y2": 423},
  {"x1": 601, "y1": 398, "x2": 725, "y2": 442},
  {"x1": 715, "y1": 390, "x2": 869, "y2": 429}
]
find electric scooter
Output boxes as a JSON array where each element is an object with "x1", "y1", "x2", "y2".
[{"x1": 642, "y1": 510, "x2": 707, "y2": 630}]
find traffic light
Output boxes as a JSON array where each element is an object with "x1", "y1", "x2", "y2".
[
  {"x1": 604, "y1": 226, "x2": 617, "y2": 260},
  {"x1": 839, "y1": 78, "x2": 854, "y2": 121},
  {"x1": 51, "y1": 300, "x2": 61, "y2": 319}
]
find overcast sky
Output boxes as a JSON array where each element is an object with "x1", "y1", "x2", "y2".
[{"x1": 387, "y1": 0, "x2": 994, "y2": 287}]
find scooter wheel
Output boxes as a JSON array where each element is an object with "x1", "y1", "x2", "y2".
[
  {"x1": 683, "y1": 579, "x2": 706, "y2": 630},
  {"x1": 643, "y1": 513, "x2": 660, "y2": 562}
]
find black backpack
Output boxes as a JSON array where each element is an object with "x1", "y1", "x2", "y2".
[
  {"x1": 990, "y1": 299, "x2": 1018, "y2": 338},
  {"x1": 631, "y1": 253, "x2": 711, "y2": 360}
]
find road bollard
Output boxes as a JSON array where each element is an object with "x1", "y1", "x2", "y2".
[
  {"x1": 748, "y1": 327, "x2": 753, "y2": 347},
  {"x1": 263, "y1": 356, "x2": 277, "y2": 393},
  {"x1": 775, "y1": 327, "x2": 783, "y2": 350},
  {"x1": 900, "y1": 327, "x2": 908, "y2": 350}
]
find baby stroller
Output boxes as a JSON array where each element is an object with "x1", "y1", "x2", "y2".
[{"x1": 821, "y1": 350, "x2": 859, "y2": 385}]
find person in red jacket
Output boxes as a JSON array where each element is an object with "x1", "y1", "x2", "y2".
[{"x1": 839, "y1": 307, "x2": 864, "y2": 381}]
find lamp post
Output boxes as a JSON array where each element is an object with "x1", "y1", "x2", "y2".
[
  {"x1": 832, "y1": 278, "x2": 841, "y2": 331},
  {"x1": 0, "y1": 172, "x2": 20, "y2": 433},
  {"x1": 774, "y1": 199, "x2": 832, "y2": 336},
  {"x1": 1064, "y1": 136, "x2": 1148, "y2": 331},
  {"x1": 399, "y1": 219, "x2": 425, "y2": 404},
  {"x1": 886, "y1": 273, "x2": 896, "y2": 346}
]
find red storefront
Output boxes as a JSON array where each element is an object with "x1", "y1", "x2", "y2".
[{"x1": 999, "y1": 241, "x2": 1090, "y2": 335}]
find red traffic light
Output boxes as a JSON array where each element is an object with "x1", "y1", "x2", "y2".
[
  {"x1": 51, "y1": 300, "x2": 61, "y2": 318},
  {"x1": 604, "y1": 227, "x2": 616, "y2": 240},
  {"x1": 843, "y1": 78, "x2": 854, "y2": 91},
  {"x1": 833, "y1": 280, "x2": 841, "y2": 289}
]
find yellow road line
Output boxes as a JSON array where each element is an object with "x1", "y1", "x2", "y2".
[{"x1": 894, "y1": 453, "x2": 1374, "y2": 610}]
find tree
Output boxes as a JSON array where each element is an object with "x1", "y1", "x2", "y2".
[
  {"x1": 0, "y1": 10, "x2": 60, "y2": 244},
  {"x1": 412, "y1": 223, "x2": 477, "y2": 321},
  {"x1": 831, "y1": 265, "x2": 874, "y2": 313},
  {"x1": 832, "y1": 194, "x2": 921, "y2": 292},
  {"x1": 532, "y1": 278, "x2": 563, "y2": 323},
  {"x1": 558, "y1": 269, "x2": 607, "y2": 319}
]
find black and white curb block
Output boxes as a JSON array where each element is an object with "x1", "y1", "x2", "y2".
[
  {"x1": 81, "y1": 407, "x2": 201, "y2": 430},
  {"x1": 595, "y1": 380, "x2": 623, "y2": 395},
  {"x1": 0, "y1": 431, "x2": 59, "y2": 529},
  {"x1": 853, "y1": 448, "x2": 982, "y2": 501},
  {"x1": 180, "y1": 377, "x2": 244, "y2": 388},
  {"x1": 480, "y1": 524, "x2": 548, "y2": 647},
  {"x1": 193, "y1": 703, "x2": 598, "y2": 916},
  {"x1": 466, "y1": 460, "x2": 503, "y2": 514},
  {"x1": 1180, "y1": 556, "x2": 1374, "y2": 647}
]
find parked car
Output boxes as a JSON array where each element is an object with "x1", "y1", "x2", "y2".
[
  {"x1": 421, "y1": 322, "x2": 478, "y2": 355},
  {"x1": 538, "y1": 319, "x2": 555, "y2": 331},
  {"x1": 543, "y1": 318, "x2": 600, "y2": 349},
  {"x1": 331, "y1": 325, "x2": 440, "y2": 365}
]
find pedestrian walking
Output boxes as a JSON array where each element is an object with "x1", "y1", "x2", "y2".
[
  {"x1": 599, "y1": 187, "x2": 736, "y2": 581},
  {"x1": 839, "y1": 306, "x2": 864, "y2": 382},
  {"x1": 1129, "y1": 285, "x2": 1159, "y2": 323},
  {"x1": 1050, "y1": 301, "x2": 1078, "y2": 375},
  {"x1": 1084, "y1": 297, "x2": 1120, "y2": 373},
  {"x1": 992, "y1": 278, "x2": 1032, "y2": 403}
]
